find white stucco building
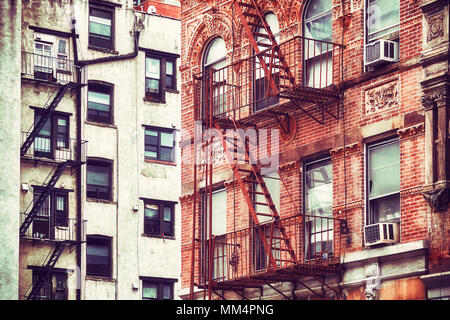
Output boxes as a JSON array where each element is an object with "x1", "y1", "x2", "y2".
[{"x1": 0, "y1": 0, "x2": 181, "y2": 300}]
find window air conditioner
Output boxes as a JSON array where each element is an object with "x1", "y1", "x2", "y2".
[
  {"x1": 364, "y1": 40, "x2": 399, "y2": 67},
  {"x1": 364, "y1": 222, "x2": 399, "y2": 246}
]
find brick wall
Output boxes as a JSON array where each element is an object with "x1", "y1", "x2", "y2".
[{"x1": 179, "y1": 0, "x2": 450, "y2": 294}]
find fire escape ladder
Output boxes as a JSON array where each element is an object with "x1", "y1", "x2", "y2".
[
  {"x1": 21, "y1": 83, "x2": 72, "y2": 157},
  {"x1": 214, "y1": 119, "x2": 298, "y2": 270},
  {"x1": 19, "y1": 161, "x2": 70, "y2": 236},
  {"x1": 26, "y1": 241, "x2": 66, "y2": 300},
  {"x1": 234, "y1": 1, "x2": 295, "y2": 97}
]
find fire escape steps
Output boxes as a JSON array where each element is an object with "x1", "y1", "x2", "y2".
[
  {"x1": 19, "y1": 161, "x2": 70, "y2": 236},
  {"x1": 20, "y1": 83, "x2": 72, "y2": 157},
  {"x1": 26, "y1": 241, "x2": 66, "y2": 300}
]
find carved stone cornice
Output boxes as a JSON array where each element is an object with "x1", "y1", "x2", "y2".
[
  {"x1": 179, "y1": 193, "x2": 196, "y2": 204},
  {"x1": 278, "y1": 161, "x2": 300, "y2": 173},
  {"x1": 330, "y1": 142, "x2": 362, "y2": 160},
  {"x1": 421, "y1": 88, "x2": 450, "y2": 110},
  {"x1": 333, "y1": 200, "x2": 364, "y2": 214},
  {"x1": 397, "y1": 123, "x2": 425, "y2": 139}
]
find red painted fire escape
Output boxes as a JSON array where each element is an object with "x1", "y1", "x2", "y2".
[{"x1": 189, "y1": 0, "x2": 346, "y2": 300}]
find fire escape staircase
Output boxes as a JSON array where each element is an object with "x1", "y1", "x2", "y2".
[
  {"x1": 25, "y1": 241, "x2": 66, "y2": 300},
  {"x1": 20, "y1": 83, "x2": 74, "y2": 157},
  {"x1": 215, "y1": 119, "x2": 298, "y2": 271},
  {"x1": 232, "y1": 0, "x2": 341, "y2": 126},
  {"x1": 234, "y1": 0, "x2": 296, "y2": 97},
  {"x1": 20, "y1": 161, "x2": 70, "y2": 237}
]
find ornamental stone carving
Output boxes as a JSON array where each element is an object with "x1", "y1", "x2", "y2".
[
  {"x1": 426, "y1": 12, "x2": 445, "y2": 42},
  {"x1": 365, "y1": 81, "x2": 399, "y2": 115}
]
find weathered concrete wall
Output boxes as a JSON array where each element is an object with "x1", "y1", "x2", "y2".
[
  {"x1": 0, "y1": 0, "x2": 22, "y2": 300},
  {"x1": 77, "y1": 2, "x2": 182, "y2": 300}
]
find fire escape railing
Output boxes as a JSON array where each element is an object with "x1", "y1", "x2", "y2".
[
  {"x1": 193, "y1": 36, "x2": 344, "y2": 124},
  {"x1": 195, "y1": 214, "x2": 345, "y2": 287},
  {"x1": 21, "y1": 132, "x2": 88, "y2": 163},
  {"x1": 20, "y1": 214, "x2": 87, "y2": 243},
  {"x1": 21, "y1": 51, "x2": 82, "y2": 84}
]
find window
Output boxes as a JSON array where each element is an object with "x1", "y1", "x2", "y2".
[
  {"x1": 32, "y1": 189, "x2": 68, "y2": 240},
  {"x1": 34, "y1": 111, "x2": 69, "y2": 159},
  {"x1": 86, "y1": 160, "x2": 112, "y2": 200},
  {"x1": 254, "y1": 12, "x2": 280, "y2": 111},
  {"x1": 201, "y1": 188, "x2": 227, "y2": 281},
  {"x1": 86, "y1": 236, "x2": 112, "y2": 278},
  {"x1": 33, "y1": 33, "x2": 71, "y2": 82},
  {"x1": 57, "y1": 39, "x2": 69, "y2": 71},
  {"x1": 144, "y1": 127, "x2": 175, "y2": 163},
  {"x1": 143, "y1": 200, "x2": 175, "y2": 237},
  {"x1": 366, "y1": 0, "x2": 400, "y2": 42},
  {"x1": 34, "y1": 41, "x2": 53, "y2": 81},
  {"x1": 142, "y1": 279, "x2": 174, "y2": 300},
  {"x1": 202, "y1": 37, "x2": 227, "y2": 118},
  {"x1": 367, "y1": 139, "x2": 400, "y2": 225},
  {"x1": 304, "y1": 158, "x2": 333, "y2": 260},
  {"x1": 32, "y1": 270, "x2": 68, "y2": 300},
  {"x1": 303, "y1": 0, "x2": 333, "y2": 88},
  {"x1": 87, "y1": 83, "x2": 113, "y2": 124},
  {"x1": 89, "y1": 5, "x2": 113, "y2": 51},
  {"x1": 145, "y1": 54, "x2": 177, "y2": 102}
]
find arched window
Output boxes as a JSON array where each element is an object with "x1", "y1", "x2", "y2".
[
  {"x1": 254, "y1": 12, "x2": 280, "y2": 111},
  {"x1": 303, "y1": 0, "x2": 332, "y2": 88},
  {"x1": 202, "y1": 37, "x2": 227, "y2": 118}
]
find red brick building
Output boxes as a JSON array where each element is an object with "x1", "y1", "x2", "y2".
[{"x1": 179, "y1": 0, "x2": 450, "y2": 300}]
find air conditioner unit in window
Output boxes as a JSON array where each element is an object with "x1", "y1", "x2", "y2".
[
  {"x1": 364, "y1": 40, "x2": 399, "y2": 67},
  {"x1": 364, "y1": 222, "x2": 399, "y2": 246}
]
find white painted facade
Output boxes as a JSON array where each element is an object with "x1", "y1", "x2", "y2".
[{"x1": 7, "y1": 0, "x2": 181, "y2": 300}]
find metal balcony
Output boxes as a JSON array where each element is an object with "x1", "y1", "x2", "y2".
[
  {"x1": 194, "y1": 214, "x2": 345, "y2": 291},
  {"x1": 21, "y1": 132, "x2": 87, "y2": 164},
  {"x1": 194, "y1": 36, "x2": 344, "y2": 127},
  {"x1": 21, "y1": 51, "x2": 84, "y2": 85},
  {"x1": 20, "y1": 213, "x2": 87, "y2": 244}
]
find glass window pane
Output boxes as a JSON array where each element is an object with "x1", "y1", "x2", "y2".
[
  {"x1": 143, "y1": 283, "x2": 157, "y2": 299},
  {"x1": 370, "y1": 193, "x2": 400, "y2": 223},
  {"x1": 145, "y1": 78, "x2": 160, "y2": 93},
  {"x1": 89, "y1": 21, "x2": 111, "y2": 37},
  {"x1": 145, "y1": 130, "x2": 158, "y2": 145},
  {"x1": 166, "y1": 75, "x2": 174, "y2": 89},
  {"x1": 367, "y1": 0, "x2": 400, "y2": 38},
  {"x1": 58, "y1": 39, "x2": 67, "y2": 54},
  {"x1": 305, "y1": 159, "x2": 333, "y2": 218},
  {"x1": 305, "y1": 13, "x2": 332, "y2": 42},
  {"x1": 210, "y1": 189, "x2": 226, "y2": 236},
  {"x1": 204, "y1": 37, "x2": 226, "y2": 67},
  {"x1": 160, "y1": 147, "x2": 173, "y2": 162},
  {"x1": 88, "y1": 91, "x2": 110, "y2": 105},
  {"x1": 87, "y1": 165, "x2": 110, "y2": 186},
  {"x1": 146, "y1": 58, "x2": 160, "y2": 78},
  {"x1": 369, "y1": 141, "x2": 400, "y2": 199},
  {"x1": 35, "y1": 115, "x2": 51, "y2": 136},
  {"x1": 305, "y1": 0, "x2": 332, "y2": 19},
  {"x1": 145, "y1": 203, "x2": 159, "y2": 219},
  {"x1": 162, "y1": 284, "x2": 171, "y2": 299},
  {"x1": 161, "y1": 132, "x2": 173, "y2": 147},
  {"x1": 163, "y1": 206, "x2": 172, "y2": 222},
  {"x1": 166, "y1": 61, "x2": 174, "y2": 75}
]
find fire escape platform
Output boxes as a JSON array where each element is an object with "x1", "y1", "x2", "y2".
[
  {"x1": 197, "y1": 259, "x2": 341, "y2": 292},
  {"x1": 214, "y1": 84, "x2": 340, "y2": 129}
]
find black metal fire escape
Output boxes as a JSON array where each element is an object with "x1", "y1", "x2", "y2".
[
  {"x1": 26, "y1": 241, "x2": 66, "y2": 300},
  {"x1": 20, "y1": 80, "x2": 83, "y2": 299}
]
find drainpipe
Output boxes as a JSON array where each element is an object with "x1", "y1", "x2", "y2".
[
  {"x1": 76, "y1": 31, "x2": 140, "y2": 67},
  {"x1": 71, "y1": 18, "x2": 82, "y2": 302}
]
